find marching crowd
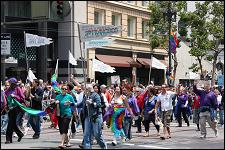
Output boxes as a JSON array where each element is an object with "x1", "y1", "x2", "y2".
[{"x1": 1, "y1": 75, "x2": 224, "y2": 149}]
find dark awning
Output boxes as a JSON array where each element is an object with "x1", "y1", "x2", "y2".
[{"x1": 96, "y1": 54, "x2": 141, "y2": 68}]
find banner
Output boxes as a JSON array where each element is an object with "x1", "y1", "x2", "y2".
[
  {"x1": 92, "y1": 59, "x2": 115, "y2": 73},
  {"x1": 79, "y1": 24, "x2": 122, "y2": 42},
  {"x1": 85, "y1": 38, "x2": 115, "y2": 48},
  {"x1": 25, "y1": 33, "x2": 53, "y2": 47},
  {"x1": 69, "y1": 51, "x2": 77, "y2": 65}
]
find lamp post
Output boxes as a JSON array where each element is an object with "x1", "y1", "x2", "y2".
[{"x1": 162, "y1": 1, "x2": 177, "y2": 87}]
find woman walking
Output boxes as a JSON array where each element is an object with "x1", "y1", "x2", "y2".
[
  {"x1": 55, "y1": 84, "x2": 76, "y2": 148},
  {"x1": 142, "y1": 87, "x2": 160, "y2": 137},
  {"x1": 4, "y1": 78, "x2": 25, "y2": 144},
  {"x1": 104, "y1": 85, "x2": 134, "y2": 146}
]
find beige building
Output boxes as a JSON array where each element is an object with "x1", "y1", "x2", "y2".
[{"x1": 86, "y1": 1, "x2": 168, "y2": 85}]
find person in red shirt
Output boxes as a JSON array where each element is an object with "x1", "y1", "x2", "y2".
[
  {"x1": 135, "y1": 87, "x2": 148, "y2": 133},
  {"x1": 100, "y1": 85, "x2": 112, "y2": 103},
  {"x1": 192, "y1": 92, "x2": 201, "y2": 131}
]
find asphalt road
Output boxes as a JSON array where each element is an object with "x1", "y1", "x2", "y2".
[{"x1": 1, "y1": 120, "x2": 224, "y2": 149}]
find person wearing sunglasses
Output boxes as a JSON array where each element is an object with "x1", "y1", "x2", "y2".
[{"x1": 55, "y1": 84, "x2": 76, "y2": 148}]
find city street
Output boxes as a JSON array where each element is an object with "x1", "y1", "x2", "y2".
[{"x1": 1, "y1": 121, "x2": 224, "y2": 149}]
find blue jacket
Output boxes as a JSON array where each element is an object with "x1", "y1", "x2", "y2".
[{"x1": 82, "y1": 92, "x2": 102, "y2": 118}]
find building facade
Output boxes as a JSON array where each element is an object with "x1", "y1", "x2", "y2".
[
  {"x1": 86, "y1": 1, "x2": 168, "y2": 86},
  {"x1": 1, "y1": 1, "x2": 87, "y2": 83}
]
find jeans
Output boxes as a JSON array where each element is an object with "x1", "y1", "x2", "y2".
[
  {"x1": 123, "y1": 116, "x2": 132, "y2": 140},
  {"x1": 16, "y1": 110, "x2": 25, "y2": 128},
  {"x1": 29, "y1": 115, "x2": 41, "y2": 135},
  {"x1": 219, "y1": 110, "x2": 224, "y2": 125},
  {"x1": 83, "y1": 114, "x2": 107, "y2": 149},
  {"x1": 214, "y1": 109, "x2": 224, "y2": 125},
  {"x1": 1, "y1": 114, "x2": 8, "y2": 133}
]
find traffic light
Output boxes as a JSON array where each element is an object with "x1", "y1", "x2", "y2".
[{"x1": 56, "y1": 1, "x2": 63, "y2": 16}]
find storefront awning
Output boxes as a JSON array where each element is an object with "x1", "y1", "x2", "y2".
[{"x1": 96, "y1": 54, "x2": 141, "y2": 67}]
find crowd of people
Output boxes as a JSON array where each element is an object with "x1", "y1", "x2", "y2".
[{"x1": 1, "y1": 75, "x2": 224, "y2": 148}]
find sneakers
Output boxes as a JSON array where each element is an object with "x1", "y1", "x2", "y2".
[
  {"x1": 18, "y1": 134, "x2": 24, "y2": 142},
  {"x1": 13, "y1": 133, "x2": 18, "y2": 137},
  {"x1": 112, "y1": 140, "x2": 117, "y2": 146},
  {"x1": 200, "y1": 135, "x2": 206, "y2": 138},
  {"x1": 32, "y1": 134, "x2": 40, "y2": 139}
]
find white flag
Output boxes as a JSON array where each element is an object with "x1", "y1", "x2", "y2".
[
  {"x1": 93, "y1": 59, "x2": 115, "y2": 73},
  {"x1": 25, "y1": 33, "x2": 53, "y2": 47},
  {"x1": 69, "y1": 51, "x2": 77, "y2": 66},
  {"x1": 27, "y1": 69, "x2": 37, "y2": 82}
]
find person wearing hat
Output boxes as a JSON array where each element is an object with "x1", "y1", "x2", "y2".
[{"x1": 4, "y1": 77, "x2": 25, "y2": 144}]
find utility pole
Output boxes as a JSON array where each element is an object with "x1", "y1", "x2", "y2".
[{"x1": 168, "y1": 2, "x2": 172, "y2": 83}]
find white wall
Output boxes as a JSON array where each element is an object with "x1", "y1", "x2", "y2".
[{"x1": 175, "y1": 41, "x2": 212, "y2": 85}]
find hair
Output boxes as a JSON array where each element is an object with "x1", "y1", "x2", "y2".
[
  {"x1": 67, "y1": 82, "x2": 74, "y2": 91},
  {"x1": 33, "y1": 79, "x2": 40, "y2": 86},
  {"x1": 149, "y1": 86, "x2": 156, "y2": 95},
  {"x1": 93, "y1": 84, "x2": 101, "y2": 94},
  {"x1": 114, "y1": 85, "x2": 122, "y2": 95},
  {"x1": 61, "y1": 84, "x2": 68, "y2": 89}
]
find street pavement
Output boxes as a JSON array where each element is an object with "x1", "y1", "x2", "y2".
[{"x1": 1, "y1": 120, "x2": 224, "y2": 149}]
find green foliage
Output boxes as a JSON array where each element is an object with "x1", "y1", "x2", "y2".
[
  {"x1": 148, "y1": 1, "x2": 186, "y2": 50},
  {"x1": 180, "y1": 1, "x2": 224, "y2": 83},
  {"x1": 189, "y1": 63, "x2": 200, "y2": 73},
  {"x1": 206, "y1": 55, "x2": 214, "y2": 61}
]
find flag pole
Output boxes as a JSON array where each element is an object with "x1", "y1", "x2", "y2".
[
  {"x1": 24, "y1": 31, "x2": 30, "y2": 82},
  {"x1": 77, "y1": 23, "x2": 87, "y2": 95},
  {"x1": 68, "y1": 51, "x2": 70, "y2": 82},
  {"x1": 148, "y1": 54, "x2": 153, "y2": 85}
]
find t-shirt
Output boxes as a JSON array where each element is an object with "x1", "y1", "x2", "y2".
[
  {"x1": 157, "y1": 91, "x2": 175, "y2": 111},
  {"x1": 56, "y1": 93, "x2": 75, "y2": 117}
]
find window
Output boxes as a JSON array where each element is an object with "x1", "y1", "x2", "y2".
[
  {"x1": 94, "y1": 9, "x2": 105, "y2": 25},
  {"x1": 6, "y1": 1, "x2": 31, "y2": 18},
  {"x1": 127, "y1": 16, "x2": 136, "y2": 38},
  {"x1": 142, "y1": 20, "x2": 149, "y2": 39},
  {"x1": 127, "y1": 1, "x2": 135, "y2": 4},
  {"x1": 142, "y1": 1, "x2": 149, "y2": 7},
  {"x1": 112, "y1": 13, "x2": 121, "y2": 26}
]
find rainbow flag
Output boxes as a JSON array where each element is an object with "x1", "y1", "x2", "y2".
[
  {"x1": 51, "y1": 73, "x2": 61, "y2": 93},
  {"x1": 169, "y1": 32, "x2": 180, "y2": 53}
]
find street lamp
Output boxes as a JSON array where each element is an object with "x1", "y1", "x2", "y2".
[{"x1": 161, "y1": 1, "x2": 177, "y2": 87}]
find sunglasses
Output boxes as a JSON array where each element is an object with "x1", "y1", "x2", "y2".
[{"x1": 61, "y1": 88, "x2": 68, "y2": 90}]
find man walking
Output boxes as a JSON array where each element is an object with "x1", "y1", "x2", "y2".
[
  {"x1": 155, "y1": 84, "x2": 176, "y2": 140},
  {"x1": 29, "y1": 79, "x2": 44, "y2": 139},
  {"x1": 193, "y1": 81, "x2": 218, "y2": 138}
]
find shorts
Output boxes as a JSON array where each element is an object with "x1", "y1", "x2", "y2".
[
  {"x1": 161, "y1": 110, "x2": 172, "y2": 128},
  {"x1": 58, "y1": 116, "x2": 71, "y2": 134}
]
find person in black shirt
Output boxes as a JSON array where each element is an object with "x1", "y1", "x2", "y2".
[{"x1": 29, "y1": 79, "x2": 44, "y2": 139}]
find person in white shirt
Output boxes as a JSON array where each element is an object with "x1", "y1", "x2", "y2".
[{"x1": 155, "y1": 84, "x2": 176, "y2": 140}]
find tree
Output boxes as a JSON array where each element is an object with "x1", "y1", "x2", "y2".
[
  {"x1": 181, "y1": 1, "x2": 224, "y2": 85},
  {"x1": 148, "y1": 1, "x2": 187, "y2": 85}
]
